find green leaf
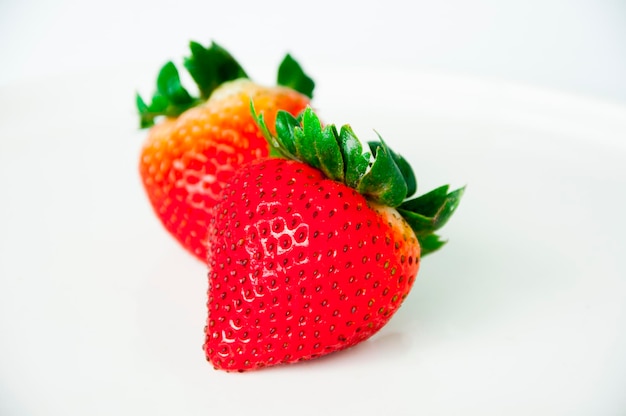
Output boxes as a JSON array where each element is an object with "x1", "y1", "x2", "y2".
[
  {"x1": 250, "y1": 100, "x2": 285, "y2": 158},
  {"x1": 137, "y1": 40, "x2": 318, "y2": 130},
  {"x1": 137, "y1": 41, "x2": 250, "y2": 129},
  {"x1": 136, "y1": 61, "x2": 198, "y2": 127},
  {"x1": 339, "y1": 125, "x2": 371, "y2": 188},
  {"x1": 399, "y1": 186, "x2": 465, "y2": 235},
  {"x1": 277, "y1": 54, "x2": 315, "y2": 98},
  {"x1": 397, "y1": 209, "x2": 437, "y2": 236},
  {"x1": 369, "y1": 141, "x2": 417, "y2": 197},
  {"x1": 136, "y1": 92, "x2": 148, "y2": 113},
  {"x1": 294, "y1": 108, "x2": 322, "y2": 169},
  {"x1": 156, "y1": 61, "x2": 194, "y2": 106},
  {"x1": 136, "y1": 93, "x2": 152, "y2": 128},
  {"x1": 248, "y1": 105, "x2": 465, "y2": 257},
  {"x1": 438, "y1": 186, "x2": 465, "y2": 226},
  {"x1": 392, "y1": 153, "x2": 417, "y2": 198},
  {"x1": 417, "y1": 234, "x2": 447, "y2": 256},
  {"x1": 184, "y1": 41, "x2": 248, "y2": 99},
  {"x1": 400, "y1": 185, "x2": 449, "y2": 215},
  {"x1": 136, "y1": 92, "x2": 171, "y2": 128},
  {"x1": 148, "y1": 93, "x2": 169, "y2": 113},
  {"x1": 315, "y1": 124, "x2": 344, "y2": 182},
  {"x1": 356, "y1": 135, "x2": 407, "y2": 207},
  {"x1": 274, "y1": 111, "x2": 300, "y2": 157}
]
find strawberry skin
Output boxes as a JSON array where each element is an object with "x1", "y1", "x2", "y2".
[
  {"x1": 203, "y1": 108, "x2": 463, "y2": 371},
  {"x1": 139, "y1": 80, "x2": 310, "y2": 260},
  {"x1": 137, "y1": 42, "x2": 314, "y2": 261},
  {"x1": 204, "y1": 158, "x2": 420, "y2": 371}
]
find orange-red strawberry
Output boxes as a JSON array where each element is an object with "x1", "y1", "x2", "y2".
[
  {"x1": 204, "y1": 107, "x2": 464, "y2": 371},
  {"x1": 136, "y1": 41, "x2": 314, "y2": 261}
]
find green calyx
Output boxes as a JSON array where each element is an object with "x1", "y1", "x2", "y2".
[
  {"x1": 136, "y1": 41, "x2": 315, "y2": 128},
  {"x1": 252, "y1": 105, "x2": 464, "y2": 255}
]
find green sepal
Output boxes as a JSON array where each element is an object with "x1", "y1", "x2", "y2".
[
  {"x1": 300, "y1": 107, "x2": 345, "y2": 179},
  {"x1": 340, "y1": 126, "x2": 371, "y2": 188},
  {"x1": 183, "y1": 41, "x2": 248, "y2": 100},
  {"x1": 250, "y1": 102, "x2": 284, "y2": 159},
  {"x1": 357, "y1": 135, "x2": 407, "y2": 207},
  {"x1": 293, "y1": 125, "x2": 321, "y2": 169},
  {"x1": 136, "y1": 93, "x2": 159, "y2": 129},
  {"x1": 315, "y1": 124, "x2": 344, "y2": 182},
  {"x1": 253, "y1": 106, "x2": 410, "y2": 207},
  {"x1": 400, "y1": 185, "x2": 450, "y2": 216},
  {"x1": 137, "y1": 41, "x2": 315, "y2": 129},
  {"x1": 157, "y1": 61, "x2": 194, "y2": 105},
  {"x1": 417, "y1": 234, "x2": 447, "y2": 256},
  {"x1": 398, "y1": 185, "x2": 465, "y2": 249},
  {"x1": 277, "y1": 54, "x2": 315, "y2": 98},
  {"x1": 250, "y1": 105, "x2": 465, "y2": 256},
  {"x1": 136, "y1": 61, "x2": 197, "y2": 128},
  {"x1": 368, "y1": 141, "x2": 417, "y2": 198},
  {"x1": 274, "y1": 111, "x2": 301, "y2": 157},
  {"x1": 397, "y1": 185, "x2": 464, "y2": 257}
]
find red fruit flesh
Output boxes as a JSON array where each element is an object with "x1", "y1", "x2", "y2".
[{"x1": 204, "y1": 158, "x2": 420, "y2": 371}]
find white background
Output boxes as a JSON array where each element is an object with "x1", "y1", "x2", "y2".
[
  {"x1": 1, "y1": 1, "x2": 625, "y2": 416},
  {"x1": 1, "y1": 0, "x2": 626, "y2": 104}
]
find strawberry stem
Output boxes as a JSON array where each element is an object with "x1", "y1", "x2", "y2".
[{"x1": 251, "y1": 104, "x2": 465, "y2": 255}]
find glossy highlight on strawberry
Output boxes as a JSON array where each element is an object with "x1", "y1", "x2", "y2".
[
  {"x1": 204, "y1": 107, "x2": 464, "y2": 371},
  {"x1": 137, "y1": 41, "x2": 314, "y2": 261}
]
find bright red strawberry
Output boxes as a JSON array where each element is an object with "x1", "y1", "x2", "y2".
[
  {"x1": 204, "y1": 107, "x2": 464, "y2": 371},
  {"x1": 137, "y1": 41, "x2": 314, "y2": 261}
]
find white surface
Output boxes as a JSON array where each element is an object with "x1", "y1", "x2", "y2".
[
  {"x1": 1, "y1": 64, "x2": 625, "y2": 415},
  {"x1": 1, "y1": 0, "x2": 626, "y2": 104}
]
